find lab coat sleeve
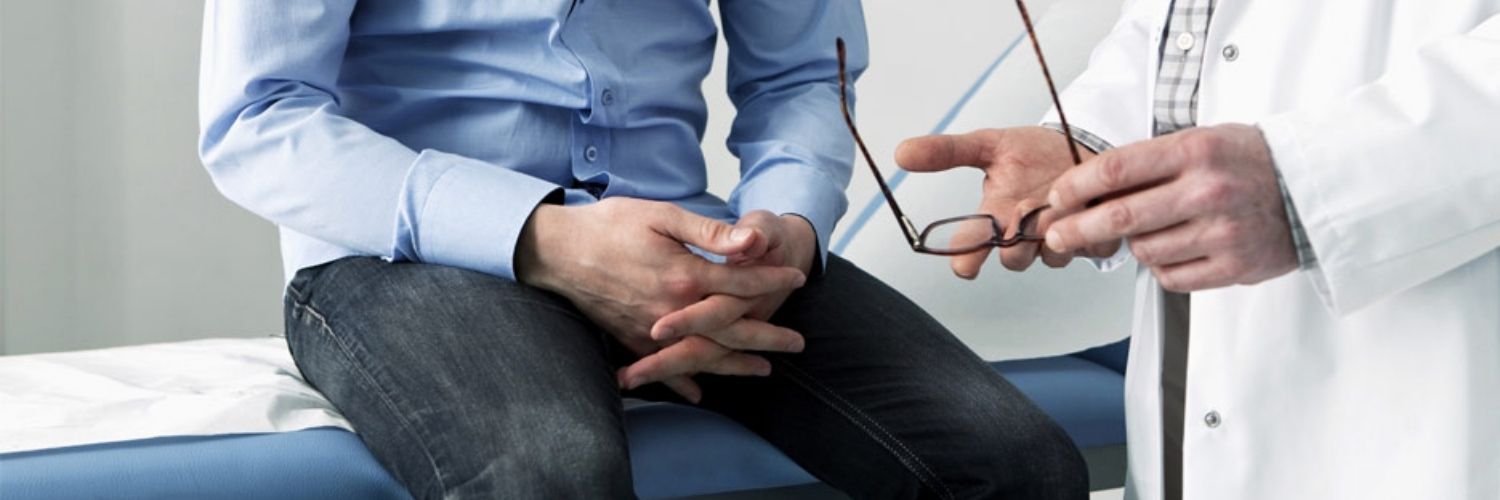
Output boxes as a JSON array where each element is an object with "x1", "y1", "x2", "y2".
[
  {"x1": 1042, "y1": 0, "x2": 1160, "y2": 148},
  {"x1": 1258, "y1": 13, "x2": 1500, "y2": 315}
]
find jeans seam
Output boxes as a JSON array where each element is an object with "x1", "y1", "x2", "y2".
[
  {"x1": 292, "y1": 299, "x2": 450, "y2": 496},
  {"x1": 285, "y1": 280, "x2": 307, "y2": 303},
  {"x1": 775, "y1": 359, "x2": 957, "y2": 500}
]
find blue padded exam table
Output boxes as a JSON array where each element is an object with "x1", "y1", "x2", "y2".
[{"x1": 0, "y1": 340, "x2": 1127, "y2": 499}]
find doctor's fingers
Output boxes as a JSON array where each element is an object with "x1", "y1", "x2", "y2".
[
  {"x1": 1046, "y1": 140, "x2": 1184, "y2": 212},
  {"x1": 1128, "y1": 221, "x2": 1213, "y2": 268},
  {"x1": 950, "y1": 199, "x2": 1010, "y2": 278},
  {"x1": 952, "y1": 246, "x2": 995, "y2": 280},
  {"x1": 1019, "y1": 199, "x2": 1076, "y2": 269},
  {"x1": 1045, "y1": 180, "x2": 1191, "y2": 254},
  {"x1": 994, "y1": 198, "x2": 1046, "y2": 271},
  {"x1": 896, "y1": 129, "x2": 1006, "y2": 172},
  {"x1": 1151, "y1": 256, "x2": 1245, "y2": 293}
]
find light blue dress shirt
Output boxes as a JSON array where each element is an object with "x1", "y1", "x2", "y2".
[{"x1": 199, "y1": 0, "x2": 869, "y2": 282}]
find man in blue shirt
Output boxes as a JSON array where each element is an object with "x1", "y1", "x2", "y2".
[{"x1": 199, "y1": 1, "x2": 1084, "y2": 498}]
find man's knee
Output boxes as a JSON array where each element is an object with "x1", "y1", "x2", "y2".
[{"x1": 966, "y1": 420, "x2": 1089, "y2": 499}]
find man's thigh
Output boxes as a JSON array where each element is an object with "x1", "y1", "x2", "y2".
[
  {"x1": 697, "y1": 255, "x2": 1087, "y2": 499},
  {"x1": 284, "y1": 257, "x2": 632, "y2": 499}
]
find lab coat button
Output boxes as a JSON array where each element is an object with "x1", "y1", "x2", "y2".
[
  {"x1": 584, "y1": 146, "x2": 599, "y2": 162},
  {"x1": 1176, "y1": 32, "x2": 1196, "y2": 51},
  {"x1": 1205, "y1": 410, "x2": 1222, "y2": 428},
  {"x1": 1222, "y1": 44, "x2": 1240, "y2": 61}
]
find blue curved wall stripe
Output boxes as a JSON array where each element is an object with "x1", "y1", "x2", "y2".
[{"x1": 831, "y1": 31, "x2": 1029, "y2": 255}]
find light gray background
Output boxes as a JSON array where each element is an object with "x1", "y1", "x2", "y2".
[{"x1": 0, "y1": 0, "x2": 1131, "y2": 358}]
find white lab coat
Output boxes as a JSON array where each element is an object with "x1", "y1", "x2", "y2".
[{"x1": 1056, "y1": 0, "x2": 1500, "y2": 498}]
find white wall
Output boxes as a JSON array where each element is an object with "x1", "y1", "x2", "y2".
[
  {"x1": 1, "y1": 1, "x2": 284, "y2": 355},
  {"x1": 0, "y1": 0, "x2": 1130, "y2": 358}
]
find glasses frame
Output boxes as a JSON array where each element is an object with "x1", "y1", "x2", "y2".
[{"x1": 836, "y1": 0, "x2": 1085, "y2": 256}]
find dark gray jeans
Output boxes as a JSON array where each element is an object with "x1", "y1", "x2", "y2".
[{"x1": 284, "y1": 255, "x2": 1085, "y2": 499}]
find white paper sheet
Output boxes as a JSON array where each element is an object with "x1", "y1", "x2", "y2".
[{"x1": 0, "y1": 337, "x2": 351, "y2": 454}]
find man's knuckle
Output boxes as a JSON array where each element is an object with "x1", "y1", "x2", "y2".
[{"x1": 660, "y1": 272, "x2": 701, "y2": 299}]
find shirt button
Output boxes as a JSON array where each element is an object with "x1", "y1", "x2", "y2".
[
  {"x1": 1204, "y1": 410, "x2": 1222, "y2": 428},
  {"x1": 1176, "y1": 32, "x2": 1196, "y2": 52},
  {"x1": 601, "y1": 88, "x2": 615, "y2": 105},
  {"x1": 1222, "y1": 44, "x2": 1240, "y2": 61},
  {"x1": 584, "y1": 146, "x2": 598, "y2": 163}
]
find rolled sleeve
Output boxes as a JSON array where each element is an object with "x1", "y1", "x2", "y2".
[{"x1": 394, "y1": 150, "x2": 561, "y2": 281}]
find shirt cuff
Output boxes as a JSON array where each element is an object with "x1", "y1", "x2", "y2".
[
  {"x1": 729, "y1": 162, "x2": 847, "y2": 275},
  {"x1": 1275, "y1": 167, "x2": 1320, "y2": 270},
  {"x1": 393, "y1": 150, "x2": 562, "y2": 281},
  {"x1": 1041, "y1": 122, "x2": 1113, "y2": 155}
]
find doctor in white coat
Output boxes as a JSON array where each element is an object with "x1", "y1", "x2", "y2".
[{"x1": 898, "y1": 0, "x2": 1500, "y2": 499}]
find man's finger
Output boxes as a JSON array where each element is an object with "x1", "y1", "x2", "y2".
[
  {"x1": 1046, "y1": 181, "x2": 1189, "y2": 253},
  {"x1": 725, "y1": 211, "x2": 777, "y2": 264},
  {"x1": 659, "y1": 376, "x2": 703, "y2": 404},
  {"x1": 1047, "y1": 141, "x2": 1181, "y2": 212},
  {"x1": 653, "y1": 295, "x2": 754, "y2": 340},
  {"x1": 656, "y1": 205, "x2": 762, "y2": 256},
  {"x1": 621, "y1": 337, "x2": 771, "y2": 390},
  {"x1": 653, "y1": 298, "x2": 804, "y2": 353},
  {"x1": 895, "y1": 129, "x2": 1003, "y2": 172},
  {"x1": 704, "y1": 319, "x2": 804, "y2": 353},
  {"x1": 696, "y1": 262, "x2": 806, "y2": 298}
]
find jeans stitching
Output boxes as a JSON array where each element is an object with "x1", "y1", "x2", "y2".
[
  {"x1": 286, "y1": 282, "x2": 306, "y2": 303},
  {"x1": 775, "y1": 359, "x2": 957, "y2": 500},
  {"x1": 293, "y1": 300, "x2": 450, "y2": 497}
]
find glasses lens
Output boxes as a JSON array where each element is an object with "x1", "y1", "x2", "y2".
[{"x1": 921, "y1": 216, "x2": 1000, "y2": 254}]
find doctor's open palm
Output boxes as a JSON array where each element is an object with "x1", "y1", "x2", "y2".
[{"x1": 896, "y1": 126, "x2": 1115, "y2": 277}]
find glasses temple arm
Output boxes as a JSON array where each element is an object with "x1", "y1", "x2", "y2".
[
  {"x1": 836, "y1": 38, "x2": 923, "y2": 246},
  {"x1": 1015, "y1": 0, "x2": 1085, "y2": 167}
]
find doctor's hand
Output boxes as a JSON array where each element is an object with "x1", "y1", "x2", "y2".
[
  {"x1": 516, "y1": 198, "x2": 808, "y2": 402},
  {"x1": 617, "y1": 211, "x2": 817, "y2": 395},
  {"x1": 896, "y1": 126, "x2": 1113, "y2": 278},
  {"x1": 1044, "y1": 124, "x2": 1299, "y2": 292}
]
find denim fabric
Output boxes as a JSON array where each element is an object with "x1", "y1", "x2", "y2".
[{"x1": 284, "y1": 256, "x2": 1086, "y2": 499}]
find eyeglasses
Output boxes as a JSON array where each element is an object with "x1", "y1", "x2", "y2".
[{"x1": 836, "y1": 0, "x2": 1084, "y2": 256}]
